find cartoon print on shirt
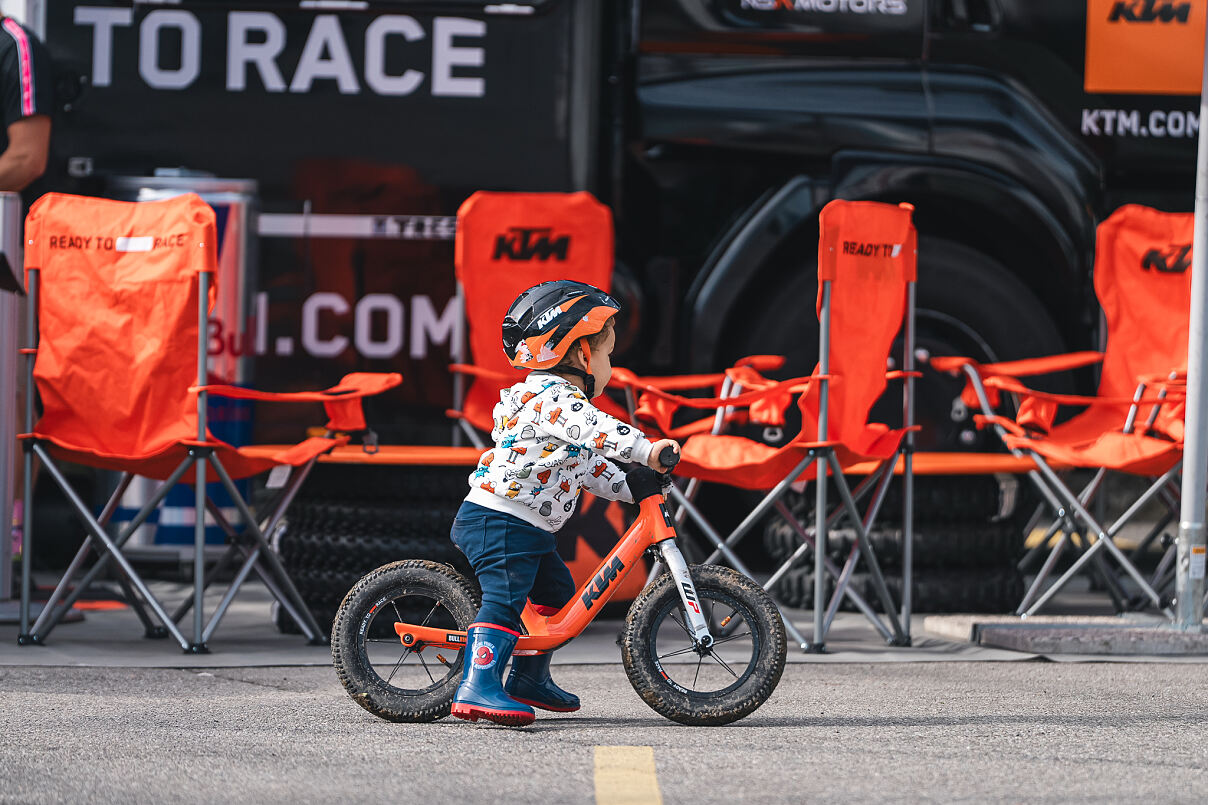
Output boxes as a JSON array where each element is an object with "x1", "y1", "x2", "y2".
[
  {"x1": 468, "y1": 374, "x2": 653, "y2": 530},
  {"x1": 501, "y1": 434, "x2": 527, "y2": 463},
  {"x1": 593, "y1": 433, "x2": 619, "y2": 452}
]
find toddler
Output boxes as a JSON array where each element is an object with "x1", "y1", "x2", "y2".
[{"x1": 450, "y1": 280, "x2": 677, "y2": 726}]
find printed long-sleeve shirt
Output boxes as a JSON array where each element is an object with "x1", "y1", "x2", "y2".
[{"x1": 465, "y1": 372, "x2": 654, "y2": 532}]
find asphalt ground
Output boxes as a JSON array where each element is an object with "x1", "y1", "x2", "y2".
[{"x1": 2, "y1": 662, "x2": 1206, "y2": 804}]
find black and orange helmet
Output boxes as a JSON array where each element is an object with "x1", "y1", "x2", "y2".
[{"x1": 502, "y1": 281, "x2": 620, "y2": 370}]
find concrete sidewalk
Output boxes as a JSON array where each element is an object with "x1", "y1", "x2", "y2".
[{"x1": 2, "y1": 578, "x2": 1205, "y2": 667}]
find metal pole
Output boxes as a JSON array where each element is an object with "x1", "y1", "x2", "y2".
[
  {"x1": 1176, "y1": 23, "x2": 1208, "y2": 631},
  {"x1": 813, "y1": 281, "x2": 832, "y2": 651},
  {"x1": 0, "y1": 192, "x2": 21, "y2": 603},
  {"x1": 193, "y1": 269, "x2": 210, "y2": 651},
  {"x1": 17, "y1": 268, "x2": 35, "y2": 636}
]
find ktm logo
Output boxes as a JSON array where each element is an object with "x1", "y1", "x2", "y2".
[
  {"x1": 580, "y1": 556, "x2": 625, "y2": 610},
  {"x1": 1141, "y1": 244, "x2": 1191, "y2": 273},
  {"x1": 1108, "y1": 1, "x2": 1191, "y2": 22},
  {"x1": 493, "y1": 227, "x2": 571, "y2": 261}
]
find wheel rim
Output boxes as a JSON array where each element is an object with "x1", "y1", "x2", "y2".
[
  {"x1": 356, "y1": 588, "x2": 463, "y2": 696},
  {"x1": 646, "y1": 586, "x2": 761, "y2": 697}
]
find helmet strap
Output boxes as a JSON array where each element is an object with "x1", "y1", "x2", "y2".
[{"x1": 559, "y1": 338, "x2": 595, "y2": 398}]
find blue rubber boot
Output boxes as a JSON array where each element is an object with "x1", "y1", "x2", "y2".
[
  {"x1": 451, "y1": 624, "x2": 535, "y2": 726},
  {"x1": 506, "y1": 651, "x2": 581, "y2": 713}
]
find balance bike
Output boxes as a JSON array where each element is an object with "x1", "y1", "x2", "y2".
[{"x1": 331, "y1": 448, "x2": 787, "y2": 726}]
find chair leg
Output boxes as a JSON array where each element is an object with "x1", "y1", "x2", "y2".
[
  {"x1": 169, "y1": 542, "x2": 239, "y2": 623},
  {"x1": 768, "y1": 499, "x2": 894, "y2": 643},
  {"x1": 826, "y1": 453, "x2": 908, "y2": 645},
  {"x1": 29, "y1": 445, "x2": 195, "y2": 650},
  {"x1": 665, "y1": 486, "x2": 811, "y2": 649},
  {"x1": 207, "y1": 454, "x2": 326, "y2": 643},
  {"x1": 190, "y1": 454, "x2": 208, "y2": 652},
  {"x1": 1021, "y1": 457, "x2": 1178, "y2": 616},
  {"x1": 113, "y1": 573, "x2": 167, "y2": 639},
  {"x1": 24, "y1": 472, "x2": 133, "y2": 639}
]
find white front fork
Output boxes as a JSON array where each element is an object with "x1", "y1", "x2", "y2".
[{"x1": 658, "y1": 541, "x2": 713, "y2": 647}]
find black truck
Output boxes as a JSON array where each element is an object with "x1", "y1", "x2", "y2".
[{"x1": 29, "y1": 0, "x2": 1202, "y2": 618}]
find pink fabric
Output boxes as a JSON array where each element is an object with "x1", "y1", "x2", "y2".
[{"x1": 2, "y1": 19, "x2": 33, "y2": 116}]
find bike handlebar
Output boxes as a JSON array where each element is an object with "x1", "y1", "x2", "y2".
[{"x1": 657, "y1": 444, "x2": 680, "y2": 470}]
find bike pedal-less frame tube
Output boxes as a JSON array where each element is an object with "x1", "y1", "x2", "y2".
[{"x1": 394, "y1": 485, "x2": 714, "y2": 653}]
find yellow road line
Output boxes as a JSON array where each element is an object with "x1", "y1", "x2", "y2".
[{"x1": 594, "y1": 746, "x2": 663, "y2": 805}]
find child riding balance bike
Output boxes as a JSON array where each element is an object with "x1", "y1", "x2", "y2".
[{"x1": 332, "y1": 281, "x2": 787, "y2": 726}]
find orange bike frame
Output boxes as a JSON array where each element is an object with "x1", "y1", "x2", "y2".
[{"x1": 394, "y1": 492, "x2": 707, "y2": 655}]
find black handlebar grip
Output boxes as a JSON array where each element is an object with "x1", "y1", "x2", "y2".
[{"x1": 658, "y1": 444, "x2": 680, "y2": 470}]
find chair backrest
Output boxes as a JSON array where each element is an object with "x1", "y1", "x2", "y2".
[
  {"x1": 27, "y1": 193, "x2": 218, "y2": 459},
  {"x1": 804, "y1": 199, "x2": 916, "y2": 446},
  {"x1": 454, "y1": 191, "x2": 614, "y2": 428},
  {"x1": 1093, "y1": 204, "x2": 1193, "y2": 401}
]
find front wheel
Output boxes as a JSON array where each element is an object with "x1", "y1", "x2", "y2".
[
  {"x1": 331, "y1": 560, "x2": 479, "y2": 722},
  {"x1": 620, "y1": 565, "x2": 786, "y2": 726}
]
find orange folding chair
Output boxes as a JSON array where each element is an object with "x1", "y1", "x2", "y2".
[
  {"x1": 16, "y1": 193, "x2": 400, "y2": 652},
  {"x1": 449, "y1": 191, "x2": 635, "y2": 445},
  {"x1": 933, "y1": 204, "x2": 1190, "y2": 617},
  {"x1": 623, "y1": 200, "x2": 920, "y2": 651}
]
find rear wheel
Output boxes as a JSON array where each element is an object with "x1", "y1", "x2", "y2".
[
  {"x1": 620, "y1": 565, "x2": 786, "y2": 726},
  {"x1": 331, "y1": 560, "x2": 479, "y2": 723}
]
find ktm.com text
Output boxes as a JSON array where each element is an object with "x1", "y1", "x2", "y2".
[{"x1": 1081, "y1": 108, "x2": 1199, "y2": 138}]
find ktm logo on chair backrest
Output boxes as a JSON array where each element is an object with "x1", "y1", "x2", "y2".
[
  {"x1": 1085, "y1": 0, "x2": 1204, "y2": 94},
  {"x1": 493, "y1": 227, "x2": 571, "y2": 261},
  {"x1": 1141, "y1": 244, "x2": 1191, "y2": 273},
  {"x1": 1108, "y1": 1, "x2": 1191, "y2": 23}
]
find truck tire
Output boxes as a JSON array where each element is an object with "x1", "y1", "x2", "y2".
[
  {"x1": 274, "y1": 463, "x2": 476, "y2": 635},
  {"x1": 770, "y1": 565, "x2": 1023, "y2": 613},
  {"x1": 763, "y1": 517, "x2": 1023, "y2": 571}
]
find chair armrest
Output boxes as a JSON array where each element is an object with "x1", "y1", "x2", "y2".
[
  {"x1": 930, "y1": 351, "x2": 1103, "y2": 378},
  {"x1": 197, "y1": 372, "x2": 402, "y2": 433}
]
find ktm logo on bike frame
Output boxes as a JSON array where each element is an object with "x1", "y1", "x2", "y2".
[
  {"x1": 1108, "y1": 1, "x2": 1191, "y2": 23},
  {"x1": 581, "y1": 556, "x2": 625, "y2": 610},
  {"x1": 1141, "y1": 244, "x2": 1191, "y2": 273},
  {"x1": 493, "y1": 227, "x2": 571, "y2": 261}
]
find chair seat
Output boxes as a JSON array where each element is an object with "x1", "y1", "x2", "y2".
[
  {"x1": 26, "y1": 433, "x2": 346, "y2": 482},
  {"x1": 680, "y1": 426, "x2": 908, "y2": 490}
]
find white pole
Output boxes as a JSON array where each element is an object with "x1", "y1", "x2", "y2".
[{"x1": 1175, "y1": 20, "x2": 1208, "y2": 631}]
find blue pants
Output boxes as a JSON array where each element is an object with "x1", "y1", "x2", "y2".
[{"x1": 450, "y1": 501, "x2": 576, "y2": 631}]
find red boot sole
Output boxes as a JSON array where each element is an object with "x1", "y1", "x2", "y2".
[{"x1": 450, "y1": 702, "x2": 536, "y2": 727}]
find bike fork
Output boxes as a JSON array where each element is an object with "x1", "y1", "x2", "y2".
[{"x1": 659, "y1": 541, "x2": 714, "y2": 647}]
